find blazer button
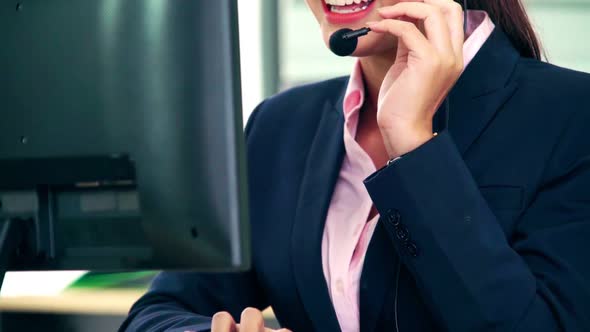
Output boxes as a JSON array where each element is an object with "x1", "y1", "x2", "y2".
[
  {"x1": 406, "y1": 242, "x2": 419, "y2": 257},
  {"x1": 387, "y1": 209, "x2": 401, "y2": 226},
  {"x1": 395, "y1": 225, "x2": 409, "y2": 241}
]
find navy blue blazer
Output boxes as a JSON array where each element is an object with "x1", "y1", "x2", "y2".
[{"x1": 120, "y1": 28, "x2": 590, "y2": 332}]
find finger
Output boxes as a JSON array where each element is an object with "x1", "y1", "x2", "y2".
[
  {"x1": 240, "y1": 307, "x2": 265, "y2": 332},
  {"x1": 212, "y1": 312, "x2": 237, "y2": 332},
  {"x1": 367, "y1": 19, "x2": 435, "y2": 59},
  {"x1": 424, "y1": 0, "x2": 464, "y2": 60},
  {"x1": 378, "y1": 2, "x2": 452, "y2": 55}
]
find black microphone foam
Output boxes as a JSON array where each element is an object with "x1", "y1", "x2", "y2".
[{"x1": 329, "y1": 28, "x2": 357, "y2": 57}]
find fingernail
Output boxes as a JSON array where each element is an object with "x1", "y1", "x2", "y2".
[{"x1": 366, "y1": 21, "x2": 378, "y2": 26}]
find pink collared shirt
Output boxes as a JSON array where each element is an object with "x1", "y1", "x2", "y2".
[{"x1": 321, "y1": 11, "x2": 495, "y2": 332}]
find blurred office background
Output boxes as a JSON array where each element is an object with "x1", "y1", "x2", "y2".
[
  {"x1": 278, "y1": 0, "x2": 590, "y2": 90},
  {"x1": 1, "y1": 0, "x2": 589, "y2": 330}
]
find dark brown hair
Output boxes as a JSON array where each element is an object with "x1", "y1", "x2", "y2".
[{"x1": 469, "y1": 0, "x2": 543, "y2": 60}]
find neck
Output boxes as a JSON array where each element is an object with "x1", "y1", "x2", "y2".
[{"x1": 358, "y1": 51, "x2": 396, "y2": 115}]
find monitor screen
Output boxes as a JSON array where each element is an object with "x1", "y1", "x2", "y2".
[{"x1": 0, "y1": 0, "x2": 250, "y2": 272}]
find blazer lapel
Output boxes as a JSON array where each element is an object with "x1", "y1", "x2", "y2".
[
  {"x1": 448, "y1": 28, "x2": 520, "y2": 155},
  {"x1": 291, "y1": 87, "x2": 347, "y2": 332},
  {"x1": 358, "y1": 28, "x2": 522, "y2": 332}
]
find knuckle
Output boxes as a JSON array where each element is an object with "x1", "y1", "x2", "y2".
[
  {"x1": 241, "y1": 307, "x2": 259, "y2": 316},
  {"x1": 241, "y1": 307, "x2": 263, "y2": 322},
  {"x1": 432, "y1": 6, "x2": 444, "y2": 17},
  {"x1": 212, "y1": 311, "x2": 234, "y2": 329},
  {"x1": 443, "y1": 57, "x2": 456, "y2": 69},
  {"x1": 212, "y1": 311, "x2": 232, "y2": 320}
]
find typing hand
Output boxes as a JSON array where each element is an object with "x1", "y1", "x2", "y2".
[{"x1": 211, "y1": 308, "x2": 292, "y2": 332}]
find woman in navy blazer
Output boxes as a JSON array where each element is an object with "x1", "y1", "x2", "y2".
[{"x1": 121, "y1": 0, "x2": 590, "y2": 331}]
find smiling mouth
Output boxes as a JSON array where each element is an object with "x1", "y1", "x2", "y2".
[{"x1": 324, "y1": 0, "x2": 375, "y2": 14}]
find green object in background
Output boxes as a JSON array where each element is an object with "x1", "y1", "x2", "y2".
[{"x1": 68, "y1": 271, "x2": 158, "y2": 290}]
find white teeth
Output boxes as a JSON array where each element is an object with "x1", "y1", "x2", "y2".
[
  {"x1": 325, "y1": 0, "x2": 372, "y2": 11},
  {"x1": 324, "y1": 0, "x2": 335, "y2": 5},
  {"x1": 331, "y1": 6, "x2": 352, "y2": 14},
  {"x1": 324, "y1": 0, "x2": 372, "y2": 6},
  {"x1": 331, "y1": 5, "x2": 367, "y2": 13}
]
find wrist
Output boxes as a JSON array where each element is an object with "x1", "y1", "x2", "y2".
[{"x1": 380, "y1": 127, "x2": 435, "y2": 159}]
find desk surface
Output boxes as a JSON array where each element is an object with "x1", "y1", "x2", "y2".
[
  {"x1": 0, "y1": 289, "x2": 144, "y2": 315},
  {"x1": 0, "y1": 289, "x2": 276, "y2": 319}
]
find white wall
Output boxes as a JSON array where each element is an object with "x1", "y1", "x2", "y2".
[{"x1": 238, "y1": 0, "x2": 264, "y2": 125}]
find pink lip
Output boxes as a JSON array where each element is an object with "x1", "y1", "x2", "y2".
[{"x1": 323, "y1": 0, "x2": 376, "y2": 25}]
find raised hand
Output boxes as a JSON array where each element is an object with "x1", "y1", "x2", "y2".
[{"x1": 367, "y1": 0, "x2": 465, "y2": 158}]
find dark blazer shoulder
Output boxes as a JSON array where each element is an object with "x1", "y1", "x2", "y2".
[
  {"x1": 509, "y1": 58, "x2": 590, "y2": 175},
  {"x1": 515, "y1": 58, "x2": 590, "y2": 104},
  {"x1": 507, "y1": 58, "x2": 590, "y2": 137},
  {"x1": 245, "y1": 76, "x2": 348, "y2": 172}
]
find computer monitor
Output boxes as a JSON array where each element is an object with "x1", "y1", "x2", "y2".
[{"x1": 0, "y1": 0, "x2": 250, "y2": 285}]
